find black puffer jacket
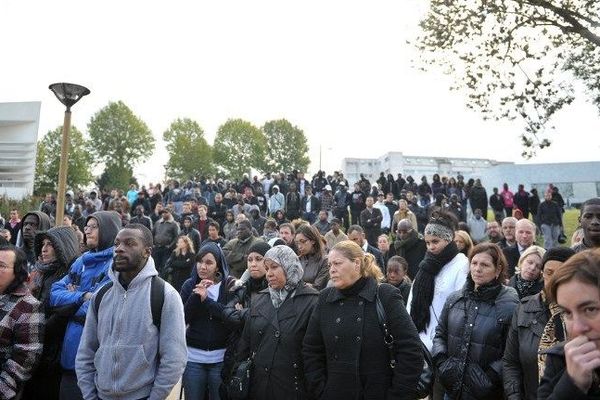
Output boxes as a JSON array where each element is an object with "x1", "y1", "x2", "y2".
[
  {"x1": 236, "y1": 283, "x2": 318, "y2": 400},
  {"x1": 502, "y1": 292, "x2": 550, "y2": 400},
  {"x1": 432, "y1": 277, "x2": 519, "y2": 400}
]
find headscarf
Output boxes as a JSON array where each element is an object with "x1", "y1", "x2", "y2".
[{"x1": 264, "y1": 245, "x2": 304, "y2": 309}]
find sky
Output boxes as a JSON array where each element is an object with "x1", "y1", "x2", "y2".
[{"x1": 1, "y1": 0, "x2": 599, "y2": 185}]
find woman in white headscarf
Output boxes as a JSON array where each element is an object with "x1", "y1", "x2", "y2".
[{"x1": 234, "y1": 245, "x2": 319, "y2": 399}]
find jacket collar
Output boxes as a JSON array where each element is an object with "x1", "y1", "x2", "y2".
[
  {"x1": 521, "y1": 292, "x2": 546, "y2": 313},
  {"x1": 326, "y1": 276, "x2": 377, "y2": 303}
]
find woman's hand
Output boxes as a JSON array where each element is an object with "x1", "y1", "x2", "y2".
[
  {"x1": 193, "y1": 280, "x2": 214, "y2": 302},
  {"x1": 565, "y1": 335, "x2": 600, "y2": 393}
]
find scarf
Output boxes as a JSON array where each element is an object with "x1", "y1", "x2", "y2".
[
  {"x1": 394, "y1": 229, "x2": 419, "y2": 257},
  {"x1": 515, "y1": 274, "x2": 540, "y2": 299},
  {"x1": 465, "y1": 275, "x2": 503, "y2": 303},
  {"x1": 410, "y1": 241, "x2": 459, "y2": 332},
  {"x1": 538, "y1": 291, "x2": 565, "y2": 382},
  {"x1": 265, "y1": 246, "x2": 304, "y2": 309},
  {"x1": 30, "y1": 261, "x2": 61, "y2": 298},
  {"x1": 340, "y1": 277, "x2": 368, "y2": 298}
]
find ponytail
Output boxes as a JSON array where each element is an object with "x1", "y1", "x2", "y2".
[{"x1": 361, "y1": 252, "x2": 384, "y2": 282}]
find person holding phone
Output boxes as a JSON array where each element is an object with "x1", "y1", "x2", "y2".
[
  {"x1": 539, "y1": 250, "x2": 600, "y2": 398},
  {"x1": 180, "y1": 242, "x2": 237, "y2": 400}
]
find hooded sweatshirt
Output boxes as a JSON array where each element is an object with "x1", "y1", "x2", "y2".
[
  {"x1": 50, "y1": 211, "x2": 122, "y2": 371},
  {"x1": 17, "y1": 211, "x2": 52, "y2": 266},
  {"x1": 76, "y1": 257, "x2": 187, "y2": 400},
  {"x1": 180, "y1": 242, "x2": 236, "y2": 351}
]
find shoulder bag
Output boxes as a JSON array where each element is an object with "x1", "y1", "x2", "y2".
[{"x1": 375, "y1": 285, "x2": 434, "y2": 399}]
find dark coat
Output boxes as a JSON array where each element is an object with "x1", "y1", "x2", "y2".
[
  {"x1": 236, "y1": 283, "x2": 319, "y2": 400},
  {"x1": 503, "y1": 245, "x2": 521, "y2": 278},
  {"x1": 391, "y1": 233, "x2": 427, "y2": 280},
  {"x1": 538, "y1": 342, "x2": 600, "y2": 399},
  {"x1": 165, "y1": 251, "x2": 195, "y2": 292},
  {"x1": 300, "y1": 253, "x2": 329, "y2": 290},
  {"x1": 303, "y1": 279, "x2": 423, "y2": 400},
  {"x1": 366, "y1": 244, "x2": 386, "y2": 274},
  {"x1": 508, "y1": 275, "x2": 544, "y2": 300},
  {"x1": 432, "y1": 281, "x2": 519, "y2": 400},
  {"x1": 503, "y1": 293, "x2": 550, "y2": 400}
]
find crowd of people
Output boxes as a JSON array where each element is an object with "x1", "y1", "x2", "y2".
[{"x1": 0, "y1": 168, "x2": 599, "y2": 400}]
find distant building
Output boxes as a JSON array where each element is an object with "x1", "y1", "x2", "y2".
[
  {"x1": 342, "y1": 152, "x2": 600, "y2": 207},
  {"x1": 342, "y1": 152, "x2": 510, "y2": 185},
  {"x1": 0, "y1": 102, "x2": 41, "y2": 199}
]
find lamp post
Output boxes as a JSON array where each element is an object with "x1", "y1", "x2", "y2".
[{"x1": 48, "y1": 83, "x2": 90, "y2": 226}]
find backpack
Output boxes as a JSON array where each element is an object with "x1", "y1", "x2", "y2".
[{"x1": 93, "y1": 275, "x2": 165, "y2": 329}]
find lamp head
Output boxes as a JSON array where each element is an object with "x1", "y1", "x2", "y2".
[{"x1": 49, "y1": 82, "x2": 90, "y2": 110}]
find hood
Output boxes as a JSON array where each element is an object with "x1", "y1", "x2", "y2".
[
  {"x1": 16, "y1": 211, "x2": 53, "y2": 248},
  {"x1": 34, "y1": 226, "x2": 81, "y2": 267},
  {"x1": 193, "y1": 241, "x2": 230, "y2": 283},
  {"x1": 86, "y1": 211, "x2": 122, "y2": 251}
]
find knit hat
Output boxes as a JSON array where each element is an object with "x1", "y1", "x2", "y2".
[
  {"x1": 424, "y1": 218, "x2": 455, "y2": 243},
  {"x1": 542, "y1": 247, "x2": 575, "y2": 269},
  {"x1": 247, "y1": 241, "x2": 271, "y2": 257}
]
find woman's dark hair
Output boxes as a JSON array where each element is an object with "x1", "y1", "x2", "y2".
[
  {"x1": 295, "y1": 224, "x2": 324, "y2": 257},
  {"x1": 387, "y1": 256, "x2": 408, "y2": 272},
  {"x1": 430, "y1": 209, "x2": 459, "y2": 231},
  {"x1": 469, "y1": 242, "x2": 508, "y2": 282},
  {"x1": 195, "y1": 246, "x2": 222, "y2": 273},
  {"x1": 549, "y1": 249, "x2": 600, "y2": 302},
  {"x1": 0, "y1": 245, "x2": 29, "y2": 294}
]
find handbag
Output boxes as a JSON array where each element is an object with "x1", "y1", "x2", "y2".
[
  {"x1": 375, "y1": 286, "x2": 434, "y2": 399},
  {"x1": 226, "y1": 352, "x2": 254, "y2": 400}
]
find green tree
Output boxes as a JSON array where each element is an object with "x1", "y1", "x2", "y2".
[
  {"x1": 34, "y1": 125, "x2": 94, "y2": 195},
  {"x1": 262, "y1": 119, "x2": 310, "y2": 173},
  {"x1": 163, "y1": 118, "x2": 213, "y2": 181},
  {"x1": 415, "y1": 0, "x2": 600, "y2": 157},
  {"x1": 213, "y1": 119, "x2": 267, "y2": 179},
  {"x1": 88, "y1": 101, "x2": 155, "y2": 188}
]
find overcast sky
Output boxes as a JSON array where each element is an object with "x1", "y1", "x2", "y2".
[{"x1": 2, "y1": 0, "x2": 599, "y2": 184}]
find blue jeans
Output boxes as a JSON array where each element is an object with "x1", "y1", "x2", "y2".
[{"x1": 183, "y1": 361, "x2": 223, "y2": 400}]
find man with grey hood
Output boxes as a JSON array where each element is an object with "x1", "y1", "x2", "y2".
[{"x1": 76, "y1": 223, "x2": 186, "y2": 400}]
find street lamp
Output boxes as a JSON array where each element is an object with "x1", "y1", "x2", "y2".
[{"x1": 48, "y1": 82, "x2": 90, "y2": 225}]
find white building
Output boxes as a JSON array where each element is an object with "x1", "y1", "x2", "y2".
[
  {"x1": 0, "y1": 102, "x2": 41, "y2": 199},
  {"x1": 342, "y1": 152, "x2": 510, "y2": 185}
]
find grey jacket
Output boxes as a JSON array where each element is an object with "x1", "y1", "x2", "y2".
[{"x1": 75, "y1": 257, "x2": 187, "y2": 400}]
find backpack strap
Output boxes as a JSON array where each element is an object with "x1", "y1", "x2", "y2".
[
  {"x1": 94, "y1": 282, "x2": 114, "y2": 318},
  {"x1": 150, "y1": 275, "x2": 166, "y2": 330},
  {"x1": 93, "y1": 276, "x2": 165, "y2": 331}
]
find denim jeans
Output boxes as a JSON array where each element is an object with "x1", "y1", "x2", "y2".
[{"x1": 183, "y1": 361, "x2": 223, "y2": 400}]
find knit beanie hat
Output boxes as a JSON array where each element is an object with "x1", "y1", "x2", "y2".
[
  {"x1": 424, "y1": 212, "x2": 456, "y2": 243},
  {"x1": 247, "y1": 241, "x2": 271, "y2": 257},
  {"x1": 541, "y1": 247, "x2": 576, "y2": 269}
]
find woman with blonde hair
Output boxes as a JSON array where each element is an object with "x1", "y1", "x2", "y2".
[
  {"x1": 303, "y1": 240, "x2": 423, "y2": 399},
  {"x1": 508, "y1": 245, "x2": 546, "y2": 299},
  {"x1": 454, "y1": 230, "x2": 474, "y2": 257},
  {"x1": 165, "y1": 235, "x2": 195, "y2": 291}
]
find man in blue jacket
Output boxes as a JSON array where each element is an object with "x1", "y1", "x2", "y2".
[{"x1": 50, "y1": 210, "x2": 121, "y2": 399}]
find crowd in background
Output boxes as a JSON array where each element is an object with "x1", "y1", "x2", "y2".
[{"x1": 0, "y1": 167, "x2": 599, "y2": 400}]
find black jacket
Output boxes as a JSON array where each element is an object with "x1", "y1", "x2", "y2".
[
  {"x1": 391, "y1": 232, "x2": 427, "y2": 280},
  {"x1": 503, "y1": 245, "x2": 521, "y2": 278},
  {"x1": 236, "y1": 283, "x2": 319, "y2": 400},
  {"x1": 503, "y1": 293, "x2": 550, "y2": 400},
  {"x1": 366, "y1": 244, "x2": 386, "y2": 274},
  {"x1": 301, "y1": 195, "x2": 321, "y2": 214},
  {"x1": 432, "y1": 280, "x2": 519, "y2": 400},
  {"x1": 538, "y1": 342, "x2": 600, "y2": 399},
  {"x1": 303, "y1": 279, "x2": 423, "y2": 400}
]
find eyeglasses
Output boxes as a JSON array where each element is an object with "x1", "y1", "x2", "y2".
[
  {"x1": 84, "y1": 224, "x2": 99, "y2": 231},
  {"x1": 0, "y1": 264, "x2": 14, "y2": 272}
]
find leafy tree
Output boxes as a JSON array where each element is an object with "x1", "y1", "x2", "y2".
[
  {"x1": 88, "y1": 100, "x2": 155, "y2": 185},
  {"x1": 34, "y1": 125, "x2": 94, "y2": 195},
  {"x1": 96, "y1": 163, "x2": 134, "y2": 192},
  {"x1": 415, "y1": 0, "x2": 600, "y2": 157},
  {"x1": 163, "y1": 118, "x2": 213, "y2": 181},
  {"x1": 213, "y1": 119, "x2": 267, "y2": 179},
  {"x1": 262, "y1": 119, "x2": 310, "y2": 173}
]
